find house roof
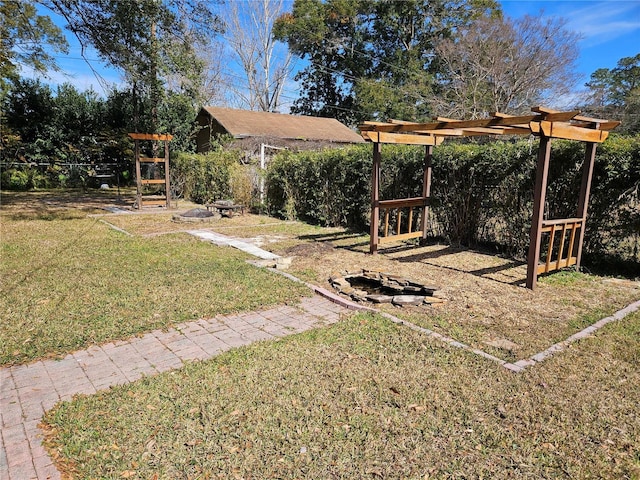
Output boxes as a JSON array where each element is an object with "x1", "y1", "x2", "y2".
[{"x1": 199, "y1": 106, "x2": 364, "y2": 144}]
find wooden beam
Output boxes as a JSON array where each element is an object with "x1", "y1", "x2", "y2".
[
  {"x1": 574, "y1": 114, "x2": 609, "y2": 124},
  {"x1": 378, "y1": 197, "x2": 430, "y2": 208},
  {"x1": 413, "y1": 129, "x2": 465, "y2": 136},
  {"x1": 575, "y1": 142, "x2": 598, "y2": 267},
  {"x1": 379, "y1": 230, "x2": 423, "y2": 244},
  {"x1": 461, "y1": 126, "x2": 530, "y2": 136},
  {"x1": 138, "y1": 157, "x2": 167, "y2": 163},
  {"x1": 134, "y1": 139, "x2": 142, "y2": 209},
  {"x1": 128, "y1": 133, "x2": 174, "y2": 141},
  {"x1": 139, "y1": 199, "x2": 168, "y2": 206},
  {"x1": 542, "y1": 217, "x2": 583, "y2": 227},
  {"x1": 164, "y1": 137, "x2": 171, "y2": 208},
  {"x1": 421, "y1": 145, "x2": 433, "y2": 243},
  {"x1": 360, "y1": 115, "x2": 543, "y2": 133},
  {"x1": 531, "y1": 106, "x2": 581, "y2": 122},
  {"x1": 537, "y1": 257, "x2": 577, "y2": 274},
  {"x1": 363, "y1": 131, "x2": 442, "y2": 145},
  {"x1": 588, "y1": 120, "x2": 620, "y2": 131},
  {"x1": 361, "y1": 108, "x2": 617, "y2": 139},
  {"x1": 539, "y1": 121, "x2": 609, "y2": 143},
  {"x1": 534, "y1": 107, "x2": 620, "y2": 130}
]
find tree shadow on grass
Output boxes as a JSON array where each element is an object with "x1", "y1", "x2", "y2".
[
  {"x1": 6, "y1": 209, "x2": 87, "y2": 221},
  {"x1": 385, "y1": 243, "x2": 528, "y2": 286},
  {"x1": 298, "y1": 230, "x2": 370, "y2": 252}
]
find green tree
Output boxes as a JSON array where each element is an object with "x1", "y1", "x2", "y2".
[
  {"x1": 585, "y1": 53, "x2": 640, "y2": 133},
  {"x1": 4, "y1": 78, "x2": 56, "y2": 145},
  {"x1": 0, "y1": 0, "x2": 68, "y2": 95},
  {"x1": 274, "y1": 0, "x2": 499, "y2": 125},
  {"x1": 45, "y1": 0, "x2": 219, "y2": 133}
]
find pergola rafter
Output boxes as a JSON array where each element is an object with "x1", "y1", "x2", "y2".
[{"x1": 358, "y1": 106, "x2": 620, "y2": 290}]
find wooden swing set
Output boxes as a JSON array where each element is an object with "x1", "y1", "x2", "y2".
[{"x1": 358, "y1": 106, "x2": 620, "y2": 290}]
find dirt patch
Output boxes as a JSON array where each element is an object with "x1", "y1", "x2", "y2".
[{"x1": 284, "y1": 241, "x2": 335, "y2": 257}]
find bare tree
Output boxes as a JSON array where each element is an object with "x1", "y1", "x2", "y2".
[
  {"x1": 222, "y1": 0, "x2": 293, "y2": 112},
  {"x1": 432, "y1": 14, "x2": 581, "y2": 118}
]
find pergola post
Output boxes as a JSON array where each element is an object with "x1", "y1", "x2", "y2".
[
  {"x1": 164, "y1": 138, "x2": 171, "y2": 208},
  {"x1": 526, "y1": 135, "x2": 552, "y2": 290},
  {"x1": 134, "y1": 139, "x2": 142, "y2": 209},
  {"x1": 370, "y1": 142, "x2": 381, "y2": 254},
  {"x1": 420, "y1": 145, "x2": 433, "y2": 244},
  {"x1": 575, "y1": 141, "x2": 598, "y2": 267}
]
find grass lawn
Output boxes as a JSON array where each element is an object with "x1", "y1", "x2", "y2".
[
  {"x1": 3, "y1": 190, "x2": 639, "y2": 478},
  {"x1": 43, "y1": 311, "x2": 640, "y2": 479},
  {"x1": 0, "y1": 191, "x2": 310, "y2": 365}
]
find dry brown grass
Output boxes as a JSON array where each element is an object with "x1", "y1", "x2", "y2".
[
  {"x1": 266, "y1": 232, "x2": 640, "y2": 361},
  {"x1": 94, "y1": 201, "x2": 640, "y2": 365},
  {"x1": 4, "y1": 189, "x2": 637, "y2": 364}
]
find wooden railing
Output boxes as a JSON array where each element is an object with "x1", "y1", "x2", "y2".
[
  {"x1": 537, "y1": 217, "x2": 583, "y2": 274},
  {"x1": 378, "y1": 197, "x2": 429, "y2": 244}
]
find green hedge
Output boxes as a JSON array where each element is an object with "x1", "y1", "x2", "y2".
[
  {"x1": 266, "y1": 136, "x2": 640, "y2": 264},
  {"x1": 171, "y1": 150, "x2": 243, "y2": 204},
  {"x1": 265, "y1": 147, "x2": 372, "y2": 228}
]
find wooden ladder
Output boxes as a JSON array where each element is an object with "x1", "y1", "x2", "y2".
[{"x1": 129, "y1": 133, "x2": 173, "y2": 209}]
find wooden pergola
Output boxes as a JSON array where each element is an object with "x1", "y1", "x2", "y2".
[{"x1": 358, "y1": 106, "x2": 619, "y2": 290}]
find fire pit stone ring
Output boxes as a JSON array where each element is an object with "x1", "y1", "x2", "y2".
[{"x1": 330, "y1": 269, "x2": 445, "y2": 307}]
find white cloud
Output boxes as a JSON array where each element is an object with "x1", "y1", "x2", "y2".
[{"x1": 559, "y1": 2, "x2": 640, "y2": 46}]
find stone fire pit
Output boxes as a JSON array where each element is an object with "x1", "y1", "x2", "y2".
[
  {"x1": 172, "y1": 208, "x2": 219, "y2": 223},
  {"x1": 330, "y1": 269, "x2": 445, "y2": 306}
]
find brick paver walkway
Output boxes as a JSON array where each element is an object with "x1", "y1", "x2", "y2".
[{"x1": 0, "y1": 295, "x2": 351, "y2": 480}]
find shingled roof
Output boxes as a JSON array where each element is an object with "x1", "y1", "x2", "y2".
[{"x1": 198, "y1": 106, "x2": 364, "y2": 144}]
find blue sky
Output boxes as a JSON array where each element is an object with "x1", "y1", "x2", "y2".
[
  {"x1": 30, "y1": 1, "x2": 640, "y2": 105},
  {"x1": 499, "y1": 0, "x2": 640, "y2": 76}
]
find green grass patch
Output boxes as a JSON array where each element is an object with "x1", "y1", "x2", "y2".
[
  {"x1": 538, "y1": 269, "x2": 594, "y2": 287},
  {"x1": 0, "y1": 216, "x2": 309, "y2": 365},
  {"x1": 44, "y1": 311, "x2": 640, "y2": 479}
]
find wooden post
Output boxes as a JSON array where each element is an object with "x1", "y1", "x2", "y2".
[
  {"x1": 420, "y1": 145, "x2": 433, "y2": 244},
  {"x1": 526, "y1": 136, "x2": 552, "y2": 290},
  {"x1": 164, "y1": 138, "x2": 171, "y2": 208},
  {"x1": 575, "y1": 141, "x2": 597, "y2": 267},
  {"x1": 134, "y1": 139, "x2": 142, "y2": 209},
  {"x1": 370, "y1": 142, "x2": 381, "y2": 254}
]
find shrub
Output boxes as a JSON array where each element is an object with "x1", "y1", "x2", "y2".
[
  {"x1": 266, "y1": 146, "x2": 371, "y2": 228},
  {"x1": 229, "y1": 163, "x2": 255, "y2": 208},
  {"x1": 171, "y1": 150, "x2": 244, "y2": 204},
  {"x1": 1, "y1": 168, "x2": 30, "y2": 190}
]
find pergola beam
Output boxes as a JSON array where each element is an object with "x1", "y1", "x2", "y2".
[
  {"x1": 531, "y1": 121, "x2": 609, "y2": 143},
  {"x1": 361, "y1": 131, "x2": 443, "y2": 145}
]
